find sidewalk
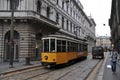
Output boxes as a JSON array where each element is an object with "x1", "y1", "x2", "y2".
[
  {"x1": 96, "y1": 52, "x2": 120, "y2": 80},
  {"x1": 0, "y1": 60, "x2": 41, "y2": 75}
]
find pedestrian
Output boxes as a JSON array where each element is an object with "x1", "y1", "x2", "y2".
[
  {"x1": 110, "y1": 49, "x2": 118, "y2": 72},
  {"x1": 109, "y1": 48, "x2": 112, "y2": 55}
]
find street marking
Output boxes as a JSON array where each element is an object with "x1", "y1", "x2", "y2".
[
  {"x1": 86, "y1": 60, "x2": 103, "y2": 80},
  {"x1": 106, "y1": 65, "x2": 111, "y2": 68}
]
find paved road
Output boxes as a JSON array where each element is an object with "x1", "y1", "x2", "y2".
[
  {"x1": 0, "y1": 53, "x2": 100, "y2": 80},
  {"x1": 103, "y1": 53, "x2": 120, "y2": 80}
]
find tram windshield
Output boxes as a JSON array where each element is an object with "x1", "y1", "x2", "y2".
[
  {"x1": 44, "y1": 39, "x2": 49, "y2": 52},
  {"x1": 43, "y1": 39, "x2": 56, "y2": 52},
  {"x1": 50, "y1": 39, "x2": 55, "y2": 52}
]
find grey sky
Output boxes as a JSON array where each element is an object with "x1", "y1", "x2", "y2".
[{"x1": 80, "y1": 0, "x2": 112, "y2": 36}]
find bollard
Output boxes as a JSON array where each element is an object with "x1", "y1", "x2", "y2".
[{"x1": 26, "y1": 57, "x2": 31, "y2": 65}]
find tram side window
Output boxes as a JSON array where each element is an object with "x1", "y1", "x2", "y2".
[
  {"x1": 44, "y1": 39, "x2": 49, "y2": 52},
  {"x1": 82, "y1": 44, "x2": 87, "y2": 51},
  {"x1": 62, "y1": 40, "x2": 66, "y2": 52},
  {"x1": 50, "y1": 39, "x2": 55, "y2": 52},
  {"x1": 71, "y1": 42, "x2": 74, "y2": 52},
  {"x1": 74, "y1": 43, "x2": 78, "y2": 52},
  {"x1": 68, "y1": 42, "x2": 70, "y2": 52},
  {"x1": 85, "y1": 45, "x2": 87, "y2": 51},
  {"x1": 81, "y1": 44, "x2": 83, "y2": 52},
  {"x1": 68, "y1": 42, "x2": 72, "y2": 52},
  {"x1": 57, "y1": 40, "x2": 61, "y2": 52},
  {"x1": 79, "y1": 44, "x2": 81, "y2": 52}
]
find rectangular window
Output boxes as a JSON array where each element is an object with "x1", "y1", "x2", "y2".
[
  {"x1": 78, "y1": 44, "x2": 81, "y2": 52},
  {"x1": 57, "y1": 40, "x2": 61, "y2": 52},
  {"x1": 70, "y1": 22, "x2": 72, "y2": 32},
  {"x1": 66, "y1": 20, "x2": 68, "y2": 31},
  {"x1": 81, "y1": 44, "x2": 83, "y2": 52},
  {"x1": 57, "y1": 40, "x2": 66, "y2": 52},
  {"x1": 56, "y1": 13, "x2": 59, "y2": 23},
  {"x1": 44, "y1": 39, "x2": 49, "y2": 52},
  {"x1": 50, "y1": 39, "x2": 55, "y2": 52},
  {"x1": 67, "y1": 5, "x2": 69, "y2": 12},
  {"x1": 62, "y1": 40, "x2": 66, "y2": 52},
  {"x1": 37, "y1": 0, "x2": 41, "y2": 14},
  {"x1": 73, "y1": 24, "x2": 75, "y2": 33},
  {"x1": 69, "y1": 42, "x2": 73, "y2": 51},
  {"x1": 47, "y1": 7, "x2": 50, "y2": 18},
  {"x1": 62, "y1": 1, "x2": 64, "y2": 9},
  {"x1": 10, "y1": 0, "x2": 19, "y2": 10},
  {"x1": 70, "y1": 8, "x2": 72, "y2": 15},
  {"x1": 62, "y1": 17, "x2": 64, "y2": 29},
  {"x1": 57, "y1": 0, "x2": 59, "y2": 5}
]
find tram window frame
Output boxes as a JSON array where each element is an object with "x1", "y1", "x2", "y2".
[
  {"x1": 68, "y1": 41, "x2": 72, "y2": 52},
  {"x1": 85, "y1": 44, "x2": 87, "y2": 51},
  {"x1": 50, "y1": 39, "x2": 56, "y2": 52},
  {"x1": 74, "y1": 43, "x2": 78, "y2": 52},
  {"x1": 57, "y1": 40, "x2": 61, "y2": 52},
  {"x1": 79, "y1": 44, "x2": 81, "y2": 52},
  {"x1": 73, "y1": 43, "x2": 75, "y2": 51},
  {"x1": 68, "y1": 41, "x2": 70, "y2": 52},
  {"x1": 61, "y1": 40, "x2": 66, "y2": 52},
  {"x1": 81, "y1": 44, "x2": 83, "y2": 52},
  {"x1": 43, "y1": 39, "x2": 49, "y2": 52},
  {"x1": 70, "y1": 42, "x2": 72, "y2": 52}
]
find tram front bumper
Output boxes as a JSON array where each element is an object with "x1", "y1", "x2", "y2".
[{"x1": 42, "y1": 62, "x2": 56, "y2": 66}]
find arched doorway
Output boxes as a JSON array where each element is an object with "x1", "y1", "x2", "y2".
[
  {"x1": 35, "y1": 32, "x2": 43, "y2": 60},
  {"x1": 4, "y1": 30, "x2": 20, "y2": 61}
]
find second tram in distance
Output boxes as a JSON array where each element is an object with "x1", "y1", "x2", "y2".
[{"x1": 41, "y1": 35, "x2": 88, "y2": 67}]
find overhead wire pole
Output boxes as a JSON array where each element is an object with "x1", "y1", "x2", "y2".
[{"x1": 9, "y1": 0, "x2": 14, "y2": 68}]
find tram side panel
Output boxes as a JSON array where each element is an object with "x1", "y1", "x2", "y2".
[
  {"x1": 56, "y1": 52, "x2": 68, "y2": 64},
  {"x1": 67, "y1": 52, "x2": 78, "y2": 61}
]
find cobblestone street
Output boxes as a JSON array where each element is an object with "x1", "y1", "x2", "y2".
[{"x1": 0, "y1": 53, "x2": 100, "y2": 80}]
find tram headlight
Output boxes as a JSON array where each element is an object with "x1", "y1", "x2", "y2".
[
  {"x1": 53, "y1": 59, "x2": 55, "y2": 61},
  {"x1": 44, "y1": 56, "x2": 48, "y2": 60}
]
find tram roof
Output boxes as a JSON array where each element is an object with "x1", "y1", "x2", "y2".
[{"x1": 42, "y1": 35, "x2": 87, "y2": 44}]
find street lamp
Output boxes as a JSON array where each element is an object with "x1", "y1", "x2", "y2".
[{"x1": 9, "y1": 0, "x2": 14, "y2": 68}]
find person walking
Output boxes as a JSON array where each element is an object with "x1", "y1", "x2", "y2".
[{"x1": 110, "y1": 49, "x2": 118, "y2": 72}]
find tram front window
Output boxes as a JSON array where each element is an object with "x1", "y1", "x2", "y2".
[
  {"x1": 50, "y1": 39, "x2": 55, "y2": 52},
  {"x1": 44, "y1": 39, "x2": 49, "y2": 52}
]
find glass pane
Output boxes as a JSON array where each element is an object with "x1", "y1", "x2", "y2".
[
  {"x1": 62, "y1": 46, "x2": 66, "y2": 52},
  {"x1": 62, "y1": 41, "x2": 66, "y2": 45},
  {"x1": 57, "y1": 40, "x2": 61, "y2": 52},
  {"x1": 50, "y1": 39, "x2": 55, "y2": 52},
  {"x1": 62, "y1": 41, "x2": 66, "y2": 52},
  {"x1": 44, "y1": 39, "x2": 49, "y2": 52}
]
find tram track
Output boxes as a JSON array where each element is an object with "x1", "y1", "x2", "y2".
[
  {"x1": 0, "y1": 66, "x2": 49, "y2": 80},
  {"x1": 0, "y1": 65, "x2": 42, "y2": 76},
  {"x1": 0, "y1": 55, "x2": 100, "y2": 80}
]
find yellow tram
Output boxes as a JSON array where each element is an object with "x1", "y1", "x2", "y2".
[{"x1": 41, "y1": 35, "x2": 88, "y2": 67}]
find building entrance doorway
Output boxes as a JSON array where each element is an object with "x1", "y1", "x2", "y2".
[{"x1": 4, "y1": 30, "x2": 20, "y2": 61}]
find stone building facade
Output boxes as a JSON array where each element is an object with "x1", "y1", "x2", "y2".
[
  {"x1": 87, "y1": 16, "x2": 96, "y2": 52},
  {"x1": 0, "y1": 0, "x2": 95, "y2": 62},
  {"x1": 96, "y1": 36, "x2": 111, "y2": 48},
  {"x1": 109, "y1": 0, "x2": 120, "y2": 53}
]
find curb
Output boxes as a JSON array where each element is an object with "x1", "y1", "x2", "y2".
[
  {"x1": 84, "y1": 59, "x2": 101, "y2": 80},
  {"x1": 96, "y1": 53, "x2": 109, "y2": 80}
]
